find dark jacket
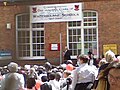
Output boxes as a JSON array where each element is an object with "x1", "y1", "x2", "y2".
[
  {"x1": 64, "y1": 50, "x2": 71, "y2": 60},
  {"x1": 40, "y1": 82, "x2": 52, "y2": 90}
]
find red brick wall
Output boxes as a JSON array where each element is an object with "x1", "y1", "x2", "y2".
[
  {"x1": 83, "y1": 0, "x2": 120, "y2": 57},
  {"x1": 0, "y1": 5, "x2": 30, "y2": 66},
  {"x1": 0, "y1": 0, "x2": 120, "y2": 66}
]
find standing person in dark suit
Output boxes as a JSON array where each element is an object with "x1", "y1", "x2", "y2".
[
  {"x1": 88, "y1": 51, "x2": 97, "y2": 67},
  {"x1": 88, "y1": 51, "x2": 93, "y2": 65},
  {"x1": 63, "y1": 46, "x2": 72, "y2": 63}
]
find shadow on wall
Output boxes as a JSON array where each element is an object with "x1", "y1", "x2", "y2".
[
  {"x1": 0, "y1": 59, "x2": 48, "y2": 67},
  {"x1": 48, "y1": 58, "x2": 60, "y2": 65},
  {"x1": 0, "y1": 59, "x2": 13, "y2": 67}
]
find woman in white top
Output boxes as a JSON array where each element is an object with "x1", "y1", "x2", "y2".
[{"x1": 71, "y1": 54, "x2": 96, "y2": 90}]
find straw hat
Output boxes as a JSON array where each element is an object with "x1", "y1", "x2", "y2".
[{"x1": 105, "y1": 50, "x2": 116, "y2": 63}]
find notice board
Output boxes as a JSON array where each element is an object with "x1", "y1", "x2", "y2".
[{"x1": 103, "y1": 44, "x2": 117, "y2": 55}]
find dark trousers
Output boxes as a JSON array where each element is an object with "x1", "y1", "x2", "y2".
[{"x1": 75, "y1": 82, "x2": 93, "y2": 90}]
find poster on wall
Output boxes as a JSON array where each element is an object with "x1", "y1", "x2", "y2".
[
  {"x1": 30, "y1": 3, "x2": 83, "y2": 23},
  {"x1": 103, "y1": 44, "x2": 117, "y2": 55}
]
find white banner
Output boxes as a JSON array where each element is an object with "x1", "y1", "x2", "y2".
[{"x1": 30, "y1": 3, "x2": 83, "y2": 23}]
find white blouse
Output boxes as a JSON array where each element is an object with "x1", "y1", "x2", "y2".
[{"x1": 71, "y1": 63, "x2": 96, "y2": 90}]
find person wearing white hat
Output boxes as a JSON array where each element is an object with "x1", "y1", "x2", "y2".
[
  {"x1": 0, "y1": 62, "x2": 25, "y2": 90},
  {"x1": 95, "y1": 50, "x2": 116, "y2": 90}
]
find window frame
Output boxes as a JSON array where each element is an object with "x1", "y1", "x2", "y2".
[
  {"x1": 67, "y1": 10, "x2": 99, "y2": 59},
  {"x1": 16, "y1": 13, "x2": 45, "y2": 60}
]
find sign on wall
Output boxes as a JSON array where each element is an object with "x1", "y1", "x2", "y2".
[
  {"x1": 49, "y1": 43, "x2": 60, "y2": 51},
  {"x1": 103, "y1": 44, "x2": 117, "y2": 55},
  {"x1": 0, "y1": 50, "x2": 12, "y2": 60},
  {"x1": 30, "y1": 3, "x2": 83, "y2": 23}
]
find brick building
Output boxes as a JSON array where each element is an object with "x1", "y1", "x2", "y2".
[{"x1": 0, "y1": 0, "x2": 120, "y2": 66}]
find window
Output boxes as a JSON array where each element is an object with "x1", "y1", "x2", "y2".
[
  {"x1": 16, "y1": 14, "x2": 45, "y2": 59},
  {"x1": 32, "y1": 23, "x2": 45, "y2": 57},
  {"x1": 83, "y1": 11, "x2": 98, "y2": 56},
  {"x1": 68, "y1": 23, "x2": 82, "y2": 55},
  {"x1": 67, "y1": 11, "x2": 98, "y2": 58}
]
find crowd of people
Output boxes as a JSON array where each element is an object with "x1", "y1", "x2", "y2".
[{"x1": 0, "y1": 50, "x2": 120, "y2": 90}]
